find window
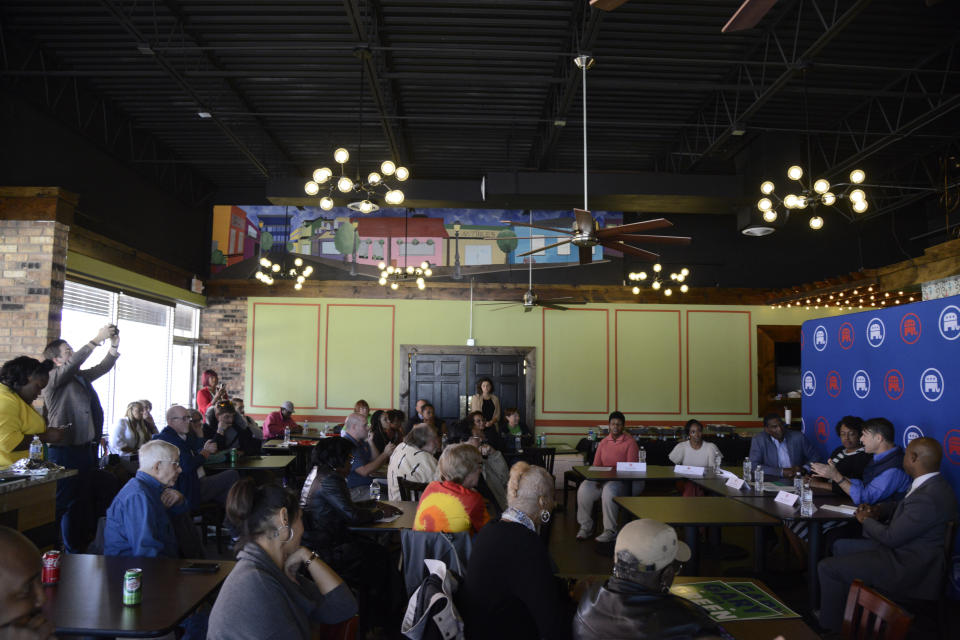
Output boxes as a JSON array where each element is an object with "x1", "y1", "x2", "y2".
[
  {"x1": 531, "y1": 237, "x2": 545, "y2": 255},
  {"x1": 465, "y1": 244, "x2": 491, "y2": 265},
  {"x1": 59, "y1": 280, "x2": 200, "y2": 428},
  {"x1": 557, "y1": 242, "x2": 571, "y2": 255}
]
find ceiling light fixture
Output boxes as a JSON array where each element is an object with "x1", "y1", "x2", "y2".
[
  {"x1": 627, "y1": 265, "x2": 690, "y2": 297},
  {"x1": 756, "y1": 168, "x2": 868, "y2": 231},
  {"x1": 377, "y1": 209, "x2": 432, "y2": 291}
]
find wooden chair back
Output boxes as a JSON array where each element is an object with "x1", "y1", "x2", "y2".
[
  {"x1": 841, "y1": 579, "x2": 913, "y2": 640},
  {"x1": 524, "y1": 447, "x2": 556, "y2": 475},
  {"x1": 397, "y1": 476, "x2": 429, "y2": 502}
]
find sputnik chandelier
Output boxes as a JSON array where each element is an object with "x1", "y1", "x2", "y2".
[
  {"x1": 304, "y1": 149, "x2": 408, "y2": 213},
  {"x1": 377, "y1": 260, "x2": 433, "y2": 291},
  {"x1": 756, "y1": 167, "x2": 869, "y2": 230},
  {"x1": 627, "y1": 264, "x2": 690, "y2": 297},
  {"x1": 255, "y1": 255, "x2": 314, "y2": 290}
]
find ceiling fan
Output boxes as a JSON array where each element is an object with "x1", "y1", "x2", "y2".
[{"x1": 502, "y1": 55, "x2": 691, "y2": 266}]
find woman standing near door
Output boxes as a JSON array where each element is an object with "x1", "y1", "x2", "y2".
[{"x1": 469, "y1": 377, "x2": 501, "y2": 431}]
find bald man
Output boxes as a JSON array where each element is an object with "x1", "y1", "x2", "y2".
[
  {"x1": 0, "y1": 527, "x2": 55, "y2": 639},
  {"x1": 817, "y1": 437, "x2": 958, "y2": 631}
]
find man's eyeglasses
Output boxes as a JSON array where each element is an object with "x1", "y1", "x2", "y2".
[
  {"x1": 170, "y1": 416, "x2": 191, "y2": 422},
  {"x1": 189, "y1": 416, "x2": 203, "y2": 423}
]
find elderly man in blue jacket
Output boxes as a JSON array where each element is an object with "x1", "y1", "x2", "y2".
[{"x1": 749, "y1": 413, "x2": 821, "y2": 478}]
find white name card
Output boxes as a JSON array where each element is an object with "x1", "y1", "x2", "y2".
[
  {"x1": 774, "y1": 490, "x2": 799, "y2": 507},
  {"x1": 617, "y1": 462, "x2": 647, "y2": 472},
  {"x1": 587, "y1": 466, "x2": 612, "y2": 471},
  {"x1": 674, "y1": 465, "x2": 706, "y2": 476},
  {"x1": 725, "y1": 476, "x2": 746, "y2": 490}
]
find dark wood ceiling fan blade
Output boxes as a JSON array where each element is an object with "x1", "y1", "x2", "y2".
[
  {"x1": 539, "y1": 302, "x2": 572, "y2": 311},
  {"x1": 613, "y1": 234, "x2": 692, "y2": 245},
  {"x1": 516, "y1": 239, "x2": 573, "y2": 258},
  {"x1": 540, "y1": 299, "x2": 586, "y2": 305},
  {"x1": 501, "y1": 221, "x2": 571, "y2": 234},
  {"x1": 722, "y1": 0, "x2": 778, "y2": 33},
  {"x1": 596, "y1": 218, "x2": 672, "y2": 237},
  {"x1": 578, "y1": 246, "x2": 593, "y2": 265},
  {"x1": 604, "y1": 241, "x2": 660, "y2": 262},
  {"x1": 574, "y1": 209, "x2": 595, "y2": 234}
]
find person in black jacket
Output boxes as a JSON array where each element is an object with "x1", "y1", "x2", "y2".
[
  {"x1": 573, "y1": 519, "x2": 724, "y2": 639},
  {"x1": 301, "y1": 437, "x2": 401, "y2": 632},
  {"x1": 203, "y1": 401, "x2": 260, "y2": 455}
]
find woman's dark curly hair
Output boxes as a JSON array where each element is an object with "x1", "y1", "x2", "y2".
[
  {"x1": 0, "y1": 357, "x2": 54, "y2": 390},
  {"x1": 310, "y1": 436, "x2": 356, "y2": 471}
]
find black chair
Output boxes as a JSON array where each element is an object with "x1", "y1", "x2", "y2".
[
  {"x1": 397, "y1": 476, "x2": 429, "y2": 502},
  {"x1": 523, "y1": 447, "x2": 556, "y2": 476},
  {"x1": 192, "y1": 502, "x2": 225, "y2": 554}
]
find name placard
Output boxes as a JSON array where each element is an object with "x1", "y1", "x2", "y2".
[
  {"x1": 725, "y1": 476, "x2": 746, "y2": 490},
  {"x1": 774, "y1": 490, "x2": 799, "y2": 507},
  {"x1": 617, "y1": 462, "x2": 647, "y2": 472},
  {"x1": 674, "y1": 465, "x2": 706, "y2": 476}
]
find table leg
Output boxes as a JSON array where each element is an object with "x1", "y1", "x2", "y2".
[
  {"x1": 684, "y1": 525, "x2": 699, "y2": 574},
  {"x1": 808, "y1": 521, "x2": 822, "y2": 607},
  {"x1": 753, "y1": 526, "x2": 766, "y2": 573}
]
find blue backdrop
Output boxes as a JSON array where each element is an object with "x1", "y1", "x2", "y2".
[{"x1": 801, "y1": 293, "x2": 960, "y2": 596}]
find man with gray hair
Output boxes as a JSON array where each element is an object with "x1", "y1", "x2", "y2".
[
  {"x1": 104, "y1": 439, "x2": 184, "y2": 557},
  {"x1": 342, "y1": 412, "x2": 395, "y2": 501},
  {"x1": 387, "y1": 423, "x2": 439, "y2": 500}
]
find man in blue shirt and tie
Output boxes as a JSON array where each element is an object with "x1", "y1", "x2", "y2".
[{"x1": 749, "y1": 413, "x2": 821, "y2": 478}]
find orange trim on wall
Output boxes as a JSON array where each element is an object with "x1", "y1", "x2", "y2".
[
  {"x1": 541, "y1": 307, "x2": 610, "y2": 414},
  {"x1": 323, "y1": 303, "x2": 396, "y2": 411},
  {"x1": 685, "y1": 309, "x2": 753, "y2": 416},
  {"x1": 250, "y1": 302, "x2": 321, "y2": 410},
  {"x1": 614, "y1": 309, "x2": 682, "y2": 414}
]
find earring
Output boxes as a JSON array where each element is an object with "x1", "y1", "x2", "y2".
[
  {"x1": 540, "y1": 510, "x2": 551, "y2": 524},
  {"x1": 273, "y1": 524, "x2": 293, "y2": 542}
]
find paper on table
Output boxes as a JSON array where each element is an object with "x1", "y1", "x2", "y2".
[
  {"x1": 820, "y1": 504, "x2": 857, "y2": 515},
  {"x1": 374, "y1": 513, "x2": 402, "y2": 524},
  {"x1": 764, "y1": 482, "x2": 795, "y2": 492},
  {"x1": 588, "y1": 466, "x2": 612, "y2": 471}
]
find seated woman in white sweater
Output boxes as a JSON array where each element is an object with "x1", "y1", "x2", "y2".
[
  {"x1": 109, "y1": 401, "x2": 154, "y2": 472},
  {"x1": 386, "y1": 423, "x2": 440, "y2": 501},
  {"x1": 668, "y1": 419, "x2": 722, "y2": 497}
]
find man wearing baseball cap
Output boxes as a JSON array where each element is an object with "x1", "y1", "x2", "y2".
[
  {"x1": 572, "y1": 519, "x2": 722, "y2": 638},
  {"x1": 262, "y1": 400, "x2": 302, "y2": 439}
]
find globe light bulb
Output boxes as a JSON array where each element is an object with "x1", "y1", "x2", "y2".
[
  {"x1": 420, "y1": 261, "x2": 429, "y2": 270},
  {"x1": 260, "y1": 257, "x2": 270, "y2": 268},
  {"x1": 762, "y1": 209, "x2": 778, "y2": 223},
  {"x1": 294, "y1": 282, "x2": 302, "y2": 291},
  {"x1": 303, "y1": 266, "x2": 313, "y2": 276},
  {"x1": 787, "y1": 165, "x2": 803, "y2": 181},
  {"x1": 337, "y1": 176, "x2": 353, "y2": 193},
  {"x1": 821, "y1": 192, "x2": 836, "y2": 206},
  {"x1": 760, "y1": 181, "x2": 775, "y2": 195},
  {"x1": 796, "y1": 196, "x2": 808, "y2": 209},
  {"x1": 380, "y1": 270, "x2": 388, "y2": 278},
  {"x1": 680, "y1": 268, "x2": 689, "y2": 277},
  {"x1": 406, "y1": 265, "x2": 414, "y2": 274},
  {"x1": 304, "y1": 181, "x2": 319, "y2": 195},
  {"x1": 632, "y1": 286, "x2": 640, "y2": 295},
  {"x1": 757, "y1": 198, "x2": 772, "y2": 211},
  {"x1": 652, "y1": 280, "x2": 661, "y2": 290},
  {"x1": 359, "y1": 200, "x2": 374, "y2": 213},
  {"x1": 670, "y1": 273, "x2": 677, "y2": 280},
  {"x1": 378, "y1": 261, "x2": 386, "y2": 270},
  {"x1": 294, "y1": 257, "x2": 303, "y2": 267},
  {"x1": 809, "y1": 215, "x2": 824, "y2": 230},
  {"x1": 255, "y1": 272, "x2": 263, "y2": 281},
  {"x1": 783, "y1": 194, "x2": 799, "y2": 209},
  {"x1": 850, "y1": 189, "x2": 866, "y2": 203},
  {"x1": 664, "y1": 288, "x2": 673, "y2": 296},
  {"x1": 416, "y1": 277, "x2": 425, "y2": 289},
  {"x1": 390, "y1": 282, "x2": 399, "y2": 290},
  {"x1": 424, "y1": 268, "x2": 432, "y2": 277},
  {"x1": 367, "y1": 172, "x2": 382, "y2": 186},
  {"x1": 379, "y1": 277, "x2": 387, "y2": 286},
  {"x1": 313, "y1": 167, "x2": 332, "y2": 183},
  {"x1": 676, "y1": 274, "x2": 685, "y2": 282},
  {"x1": 653, "y1": 263, "x2": 662, "y2": 273},
  {"x1": 638, "y1": 272, "x2": 647, "y2": 280},
  {"x1": 680, "y1": 284, "x2": 689, "y2": 293},
  {"x1": 288, "y1": 268, "x2": 296, "y2": 276},
  {"x1": 271, "y1": 263, "x2": 280, "y2": 272},
  {"x1": 320, "y1": 196, "x2": 334, "y2": 210},
  {"x1": 813, "y1": 179, "x2": 830, "y2": 194},
  {"x1": 395, "y1": 166, "x2": 409, "y2": 181},
  {"x1": 852, "y1": 200, "x2": 868, "y2": 213},
  {"x1": 296, "y1": 275, "x2": 305, "y2": 284},
  {"x1": 385, "y1": 189, "x2": 404, "y2": 205},
  {"x1": 334, "y1": 148, "x2": 349, "y2": 164},
  {"x1": 849, "y1": 169, "x2": 865, "y2": 184},
  {"x1": 386, "y1": 266, "x2": 394, "y2": 274},
  {"x1": 381, "y1": 160, "x2": 396, "y2": 175}
]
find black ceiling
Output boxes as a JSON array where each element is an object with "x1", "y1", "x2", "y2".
[{"x1": 1, "y1": 0, "x2": 958, "y2": 284}]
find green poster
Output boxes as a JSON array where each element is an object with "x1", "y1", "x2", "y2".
[
  {"x1": 670, "y1": 581, "x2": 781, "y2": 622},
  {"x1": 727, "y1": 581, "x2": 800, "y2": 618}
]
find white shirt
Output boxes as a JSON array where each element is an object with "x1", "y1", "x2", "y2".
[
  {"x1": 668, "y1": 440, "x2": 722, "y2": 468},
  {"x1": 905, "y1": 471, "x2": 939, "y2": 498}
]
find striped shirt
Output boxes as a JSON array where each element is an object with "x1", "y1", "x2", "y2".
[{"x1": 387, "y1": 442, "x2": 439, "y2": 501}]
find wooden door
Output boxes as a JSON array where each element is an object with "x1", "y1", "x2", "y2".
[
  {"x1": 409, "y1": 354, "x2": 467, "y2": 427},
  {"x1": 469, "y1": 356, "x2": 526, "y2": 425}
]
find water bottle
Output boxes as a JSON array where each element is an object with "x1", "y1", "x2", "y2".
[
  {"x1": 801, "y1": 477, "x2": 814, "y2": 515},
  {"x1": 588, "y1": 429, "x2": 595, "y2": 441},
  {"x1": 369, "y1": 481, "x2": 381, "y2": 501},
  {"x1": 639, "y1": 447, "x2": 646, "y2": 464},
  {"x1": 753, "y1": 467, "x2": 765, "y2": 493},
  {"x1": 283, "y1": 426, "x2": 291, "y2": 445},
  {"x1": 441, "y1": 433, "x2": 448, "y2": 448},
  {"x1": 742, "y1": 458, "x2": 752, "y2": 481},
  {"x1": 794, "y1": 470, "x2": 803, "y2": 494},
  {"x1": 304, "y1": 420, "x2": 310, "y2": 433},
  {"x1": 29, "y1": 436, "x2": 42, "y2": 461},
  {"x1": 514, "y1": 435, "x2": 521, "y2": 451}
]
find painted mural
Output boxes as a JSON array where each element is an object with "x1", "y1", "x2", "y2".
[{"x1": 210, "y1": 205, "x2": 623, "y2": 273}]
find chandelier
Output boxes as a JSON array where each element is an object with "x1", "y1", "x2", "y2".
[
  {"x1": 757, "y1": 167, "x2": 869, "y2": 230},
  {"x1": 378, "y1": 260, "x2": 433, "y2": 291},
  {"x1": 303, "y1": 149, "x2": 407, "y2": 213},
  {"x1": 255, "y1": 254, "x2": 314, "y2": 290},
  {"x1": 627, "y1": 264, "x2": 690, "y2": 297}
]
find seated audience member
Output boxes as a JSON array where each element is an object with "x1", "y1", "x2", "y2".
[
  {"x1": 749, "y1": 412, "x2": 821, "y2": 478},
  {"x1": 301, "y1": 438, "x2": 399, "y2": 631},
  {"x1": 263, "y1": 400, "x2": 301, "y2": 439},
  {"x1": 414, "y1": 443, "x2": 489, "y2": 533},
  {"x1": 204, "y1": 401, "x2": 260, "y2": 455},
  {"x1": 155, "y1": 405, "x2": 238, "y2": 510},
  {"x1": 461, "y1": 463, "x2": 572, "y2": 640},
  {"x1": 818, "y1": 437, "x2": 958, "y2": 631},
  {"x1": 341, "y1": 412, "x2": 395, "y2": 502},
  {"x1": 0, "y1": 526, "x2": 55, "y2": 640},
  {"x1": 138, "y1": 399, "x2": 159, "y2": 436},
  {"x1": 500, "y1": 407, "x2": 530, "y2": 447},
  {"x1": 371, "y1": 409, "x2": 404, "y2": 456},
  {"x1": 449, "y1": 419, "x2": 509, "y2": 513},
  {"x1": 576, "y1": 411, "x2": 641, "y2": 542},
  {"x1": 208, "y1": 479, "x2": 357, "y2": 640},
  {"x1": 468, "y1": 409, "x2": 504, "y2": 452},
  {"x1": 668, "y1": 419, "x2": 722, "y2": 497},
  {"x1": 104, "y1": 440, "x2": 183, "y2": 557},
  {"x1": 811, "y1": 417, "x2": 909, "y2": 506},
  {"x1": 419, "y1": 402, "x2": 445, "y2": 438},
  {"x1": 387, "y1": 424, "x2": 440, "y2": 501},
  {"x1": 231, "y1": 398, "x2": 262, "y2": 440},
  {"x1": 196, "y1": 369, "x2": 227, "y2": 417},
  {"x1": 108, "y1": 400, "x2": 153, "y2": 459},
  {"x1": 573, "y1": 519, "x2": 722, "y2": 639},
  {"x1": 0, "y1": 356, "x2": 64, "y2": 467},
  {"x1": 405, "y1": 398, "x2": 429, "y2": 433},
  {"x1": 353, "y1": 399, "x2": 370, "y2": 423}
]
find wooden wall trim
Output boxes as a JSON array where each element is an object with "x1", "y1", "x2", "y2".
[{"x1": 68, "y1": 226, "x2": 195, "y2": 292}]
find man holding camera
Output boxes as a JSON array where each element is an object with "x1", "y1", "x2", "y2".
[{"x1": 42, "y1": 324, "x2": 121, "y2": 551}]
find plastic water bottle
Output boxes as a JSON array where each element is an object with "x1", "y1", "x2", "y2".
[
  {"x1": 369, "y1": 481, "x2": 381, "y2": 501},
  {"x1": 801, "y1": 477, "x2": 814, "y2": 515},
  {"x1": 794, "y1": 470, "x2": 803, "y2": 494},
  {"x1": 753, "y1": 467, "x2": 765, "y2": 493},
  {"x1": 742, "y1": 458, "x2": 752, "y2": 481},
  {"x1": 303, "y1": 420, "x2": 310, "y2": 433},
  {"x1": 29, "y1": 436, "x2": 42, "y2": 461},
  {"x1": 514, "y1": 435, "x2": 521, "y2": 451},
  {"x1": 639, "y1": 447, "x2": 646, "y2": 464},
  {"x1": 283, "y1": 426, "x2": 291, "y2": 445},
  {"x1": 588, "y1": 429, "x2": 595, "y2": 441}
]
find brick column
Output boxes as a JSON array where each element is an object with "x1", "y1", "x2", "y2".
[
  {"x1": 0, "y1": 187, "x2": 75, "y2": 364},
  {"x1": 198, "y1": 296, "x2": 248, "y2": 406}
]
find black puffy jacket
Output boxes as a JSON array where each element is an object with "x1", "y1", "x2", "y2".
[{"x1": 301, "y1": 467, "x2": 381, "y2": 550}]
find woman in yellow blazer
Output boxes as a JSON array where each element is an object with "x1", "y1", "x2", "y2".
[
  {"x1": 469, "y1": 377, "x2": 501, "y2": 430},
  {"x1": 0, "y1": 356, "x2": 64, "y2": 466}
]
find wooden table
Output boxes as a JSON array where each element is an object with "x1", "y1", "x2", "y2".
[
  {"x1": 732, "y1": 494, "x2": 855, "y2": 606},
  {"x1": 206, "y1": 455, "x2": 294, "y2": 473},
  {"x1": 614, "y1": 496, "x2": 780, "y2": 573},
  {"x1": 575, "y1": 464, "x2": 725, "y2": 482},
  {"x1": 0, "y1": 469, "x2": 77, "y2": 532},
  {"x1": 43, "y1": 553, "x2": 234, "y2": 637},
  {"x1": 347, "y1": 500, "x2": 417, "y2": 532},
  {"x1": 691, "y1": 476, "x2": 835, "y2": 499}
]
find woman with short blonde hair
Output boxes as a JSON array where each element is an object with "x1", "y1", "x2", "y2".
[{"x1": 413, "y1": 443, "x2": 489, "y2": 533}]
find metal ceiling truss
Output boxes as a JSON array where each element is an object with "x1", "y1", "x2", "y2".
[
  {"x1": 662, "y1": 0, "x2": 875, "y2": 172},
  {"x1": 0, "y1": 23, "x2": 213, "y2": 208}
]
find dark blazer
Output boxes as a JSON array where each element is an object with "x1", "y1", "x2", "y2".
[
  {"x1": 748, "y1": 429, "x2": 821, "y2": 477},
  {"x1": 42, "y1": 343, "x2": 118, "y2": 445},
  {"x1": 301, "y1": 468, "x2": 381, "y2": 551},
  {"x1": 154, "y1": 426, "x2": 207, "y2": 510},
  {"x1": 860, "y1": 473, "x2": 958, "y2": 599}
]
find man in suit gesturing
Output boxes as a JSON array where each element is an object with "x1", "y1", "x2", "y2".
[{"x1": 817, "y1": 437, "x2": 958, "y2": 631}]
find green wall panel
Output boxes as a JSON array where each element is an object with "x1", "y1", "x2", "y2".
[
  {"x1": 250, "y1": 302, "x2": 320, "y2": 409},
  {"x1": 541, "y1": 308, "x2": 609, "y2": 415},
  {"x1": 325, "y1": 304, "x2": 395, "y2": 410},
  {"x1": 615, "y1": 310, "x2": 682, "y2": 414},
  {"x1": 686, "y1": 310, "x2": 752, "y2": 415}
]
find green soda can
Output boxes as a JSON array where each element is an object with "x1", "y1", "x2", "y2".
[
  {"x1": 229, "y1": 448, "x2": 238, "y2": 465},
  {"x1": 123, "y1": 568, "x2": 142, "y2": 606}
]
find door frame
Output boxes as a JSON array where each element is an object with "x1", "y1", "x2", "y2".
[{"x1": 399, "y1": 345, "x2": 537, "y2": 428}]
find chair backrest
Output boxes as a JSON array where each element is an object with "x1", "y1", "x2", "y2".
[
  {"x1": 523, "y1": 447, "x2": 556, "y2": 475},
  {"x1": 938, "y1": 519, "x2": 957, "y2": 593},
  {"x1": 400, "y1": 529, "x2": 473, "y2": 598},
  {"x1": 841, "y1": 579, "x2": 913, "y2": 640},
  {"x1": 312, "y1": 615, "x2": 358, "y2": 640},
  {"x1": 397, "y1": 476, "x2": 429, "y2": 502}
]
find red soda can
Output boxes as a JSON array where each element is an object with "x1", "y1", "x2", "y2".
[{"x1": 41, "y1": 550, "x2": 61, "y2": 585}]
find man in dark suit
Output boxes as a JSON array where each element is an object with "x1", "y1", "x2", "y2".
[
  {"x1": 817, "y1": 437, "x2": 958, "y2": 631},
  {"x1": 749, "y1": 413, "x2": 821, "y2": 477}
]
